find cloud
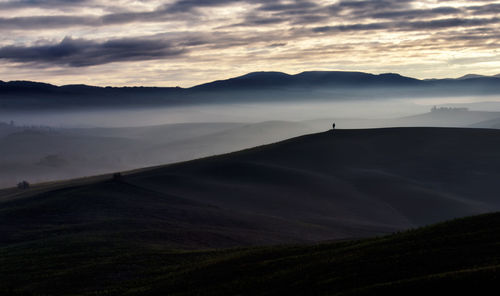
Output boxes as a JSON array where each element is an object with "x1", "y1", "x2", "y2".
[
  {"x1": 165, "y1": 0, "x2": 259, "y2": 13},
  {"x1": 0, "y1": 0, "x2": 497, "y2": 33},
  {"x1": 0, "y1": 36, "x2": 187, "y2": 67},
  {"x1": 467, "y1": 3, "x2": 500, "y2": 15},
  {"x1": 370, "y1": 7, "x2": 463, "y2": 20},
  {"x1": 0, "y1": 0, "x2": 91, "y2": 9},
  {"x1": 258, "y1": 1, "x2": 319, "y2": 12},
  {"x1": 404, "y1": 17, "x2": 500, "y2": 30},
  {"x1": 0, "y1": 15, "x2": 98, "y2": 29},
  {"x1": 313, "y1": 17, "x2": 500, "y2": 33},
  {"x1": 0, "y1": 4, "x2": 181, "y2": 30},
  {"x1": 328, "y1": 0, "x2": 414, "y2": 15},
  {"x1": 312, "y1": 22, "x2": 391, "y2": 33},
  {"x1": 1, "y1": 0, "x2": 500, "y2": 85}
]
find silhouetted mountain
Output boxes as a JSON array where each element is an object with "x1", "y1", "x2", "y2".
[
  {"x1": 191, "y1": 71, "x2": 293, "y2": 90},
  {"x1": 293, "y1": 71, "x2": 422, "y2": 86},
  {"x1": 193, "y1": 71, "x2": 500, "y2": 93},
  {"x1": 192, "y1": 71, "x2": 423, "y2": 91},
  {"x1": 457, "y1": 74, "x2": 487, "y2": 80},
  {"x1": 0, "y1": 80, "x2": 60, "y2": 93},
  {"x1": 0, "y1": 80, "x2": 185, "y2": 109},
  {"x1": 3, "y1": 71, "x2": 500, "y2": 109}
]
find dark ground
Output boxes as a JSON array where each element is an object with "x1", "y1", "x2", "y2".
[{"x1": 2, "y1": 127, "x2": 500, "y2": 294}]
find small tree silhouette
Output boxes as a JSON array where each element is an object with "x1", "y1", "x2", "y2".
[
  {"x1": 17, "y1": 180, "x2": 30, "y2": 189},
  {"x1": 113, "y1": 173, "x2": 122, "y2": 181}
]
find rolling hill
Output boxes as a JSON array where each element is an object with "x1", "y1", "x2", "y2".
[
  {"x1": 0, "y1": 121, "x2": 317, "y2": 188},
  {"x1": 3, "y1": 127, "x2": 500, "y2": 247},
  {"x1": 469, "y1": 117, "x2": 500, "y2": 129},
  {"x1": 2, "y1": 127, "x2": 500, "y2": 294},
  {"x1": 2, "y1": 206, "x2": 500, "y2": 295},
  {"x1": 7, "y1": 109, "x2": 500, "y2": 189},
  {"x1": 392, "y1": 110, "x2": 500, "y2": 127}
]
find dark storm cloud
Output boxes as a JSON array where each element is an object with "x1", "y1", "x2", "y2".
[
  {"x1": 0, "y1": 28, "x2": 299, "y2": 67},
  {"x1": 0, "y1": 37, "x2": 187, "y2": 66}
]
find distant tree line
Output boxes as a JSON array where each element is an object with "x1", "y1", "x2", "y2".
[
  {"x1": 431, "y1": 106, "x2": 469, "y2": 112},
  {"x1": 0, "y1": 120, "x2": 54, "y2": 131},
  {"x1": 17, "y1": 180, "x2": 30, "y2": 189},
  {"x1": 0, "y1": 120, "x2": 15, "y2": 126}
]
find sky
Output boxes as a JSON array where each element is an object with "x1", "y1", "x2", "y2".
[{"x1": 0, "y1": 0, "x2": 499, "y2": 87}]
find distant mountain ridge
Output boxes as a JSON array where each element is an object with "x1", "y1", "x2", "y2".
[
  {"x1": 4, "y1": 71, "x2": 499, "y2": 90},
  {"x1": 2, "y1": 71, "x2": 500, "y2": 109},
  {"x1": 457, "y1": 74, "x2": 488, "y2": 80},
  {"x1": 191, "y1": 71, "x2": 423, "y2": 90}
]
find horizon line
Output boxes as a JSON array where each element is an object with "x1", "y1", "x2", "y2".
[{"x1": 1, "y1": 70, "x2": 499, "y2": 89}]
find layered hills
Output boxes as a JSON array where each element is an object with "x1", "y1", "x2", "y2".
[
  {"x1": 3, "y1": 127, "x2": 500, "y2": 248},
  {"x1": 2, "y1": 127, "x2": 500, "y2": 294},
  {"x1": 3, "y1": 71, "x2": 500, "y2": 109}
]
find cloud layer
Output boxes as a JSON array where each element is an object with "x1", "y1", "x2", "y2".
[
  {"x1": 0, "y1": 37, "x2": 186, "y2": 66},
  {"x1": 0, "y1": 0, "x2": 499, "y2": 86}
]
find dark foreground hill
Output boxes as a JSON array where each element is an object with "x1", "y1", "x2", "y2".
[
  {"x1": 2, "y1": 127, "x2": 500, "y2": 294},
  {"x1": 2, "y1": 211, "x2": 500, "y2": 295},
  {"x1": 3, "y1": 127, "x2": 500, "y2": 249}
]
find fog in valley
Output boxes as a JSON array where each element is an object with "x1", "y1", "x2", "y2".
[{"x1": 2, "y1": 95, "x2": 500, "y2": 189}]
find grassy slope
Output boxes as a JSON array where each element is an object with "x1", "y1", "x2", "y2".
[
  {"x1": 3, "y1": 127, "x2": 500, "y2": 244},
  {"x1": 3, "y1": 127, "x2": 500, "y2": 294},
  {"x1": 9, "y1": 127, "x2": 500, "y2": 253},
  {"x1": 1, "y1": 212, "x2": 500, "y2": 295},
  {"x1": 126, "y1": 127, "x2": 500, "y2": 233}
]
